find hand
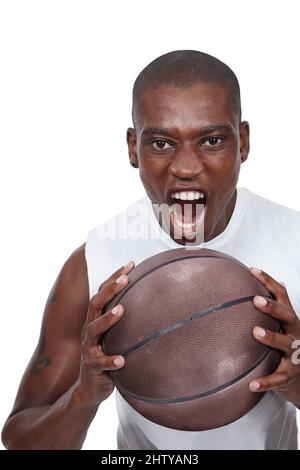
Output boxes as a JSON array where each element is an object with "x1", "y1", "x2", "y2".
[
  {"x1": 78, "y1": 260, "x2": 135, "y2": 406},
  {"x1": 249, "y1": 267, "x2": 300, "y2": 408}
]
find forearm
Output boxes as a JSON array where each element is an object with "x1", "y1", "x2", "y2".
[{"x1": 2, "y1": 380, "x2": 99, "y2": 450}]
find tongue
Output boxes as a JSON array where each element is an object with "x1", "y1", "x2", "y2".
[
  {"x1": 179, "y1": 200, "x2": 194, "y2": 223},
  {"x1": 172, "y1": 200, "x2": 202, "y2": 224}
]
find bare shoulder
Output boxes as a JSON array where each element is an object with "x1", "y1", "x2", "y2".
[{"x1": 49, "y1": 242, "x2": 90, "y2": 337}]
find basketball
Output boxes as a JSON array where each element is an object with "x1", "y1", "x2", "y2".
[{"x1": 102, "y1": 248, "x2": 281, "y2": 431}]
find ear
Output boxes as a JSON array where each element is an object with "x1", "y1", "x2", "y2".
[
  {"x1": 239, "y1": 121, "x2": 250, "y2": 163},
  {"x1": 127, "y1": 127, "x2": 139, "y2": 168}
]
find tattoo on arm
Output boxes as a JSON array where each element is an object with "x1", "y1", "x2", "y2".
[
  {"x1": 31, "y1": 356, "x2": 52, "y2": 375},
  {"x1": 30, "y1": 318, "x2": 52, "y2": 375}
]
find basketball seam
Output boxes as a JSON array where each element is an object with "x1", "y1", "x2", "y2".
[
  {"x1": 111, "y1": 294, "x2": 279, "y2": 403},
  {"x1": 114, "y1": 348, "x2": 276, "y2": 404},
  {"x1": 119, "y1": 295, "x2": 273, "y2": 358}
]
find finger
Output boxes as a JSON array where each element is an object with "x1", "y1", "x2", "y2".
[
  {"x1": 83, "y1": 346, "x2": 125, "y2": 372},
  {"x1": 253, "y1": 296, "x2": 297, "y2": 333},
  {"x1": 98, "y1": 261, "x2": 135, "y2": 292},
  {"x1": 249, "y1": 372, "x2": 287, "y2": 392},
  {"x1": 250, "y1": 267, "x2": 293, "y2": 307},
  {"x1": 97, "y1": 352, "x2": 126, "y2": 371},
  {"x1": 252, "y1": 325, "x2": 293, "y2": 355},
  {"x1": 85, "y1": 304, "x2": 124, "y2": 345},
  {"x1": 86, "y1": 272, "x2": 129, "y2": 324}
]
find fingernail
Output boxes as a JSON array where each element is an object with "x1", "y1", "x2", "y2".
[
  {"x1": 111, "y1": 305, "x2": 122, "y2": 316},
  {"x1": 123, "y1": 261, "x2": 134, "y2": 270},
  {"x1": 254, "y1": 326, "x2": 266, "y2": 338},
  {"x1": 255, "y1": 295, "x2": 267, "y2": 306},
  {"x1": 113, "y1": 357, "x2": 124, "y2": 366},
  {"x1": 250, "y1": 381, "x2": 260, "y2": 391},
  {"x1": 250, "y1": 267, "x2": 262, "y2": 275},
  {"x1": 116, "y1": 274, "x2": 127, "y2": 285}
]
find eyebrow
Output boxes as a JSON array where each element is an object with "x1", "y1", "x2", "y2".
[{"x1": 141, "y1": 125, "x2": 233, "y2": 138}]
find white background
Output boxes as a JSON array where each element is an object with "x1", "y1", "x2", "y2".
[{"x1": 0, "y1": 0, "x2": 299, "y2": 450}]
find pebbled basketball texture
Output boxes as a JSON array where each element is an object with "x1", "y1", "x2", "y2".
[{"x1": 102, "y1": 248, "x2": 281, "y2": 431}]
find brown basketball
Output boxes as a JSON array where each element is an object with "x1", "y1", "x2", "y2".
[{"x1": 102, "y1": 248, "x2": 281, "y2": 431}]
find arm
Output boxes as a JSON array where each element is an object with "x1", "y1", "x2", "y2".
[{"x1": 1, "y1": 244, "x2": 134, "y2": 449}]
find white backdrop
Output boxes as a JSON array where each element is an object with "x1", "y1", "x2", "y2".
[{"x1": 0, "y1": 0, "x2": 299, "y2": 450}]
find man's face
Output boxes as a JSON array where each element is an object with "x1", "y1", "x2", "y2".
[{"x1": 127, "y1": 83, "x2": 249, "y2": 245}]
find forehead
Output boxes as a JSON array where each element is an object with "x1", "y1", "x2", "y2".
[{"x1": 137, "y1": 83, "x2": 237, "y2": 134}]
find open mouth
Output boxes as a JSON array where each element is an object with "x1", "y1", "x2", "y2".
[{"x1": 167, "y1": 189, "x2": 207, "y2": 238}]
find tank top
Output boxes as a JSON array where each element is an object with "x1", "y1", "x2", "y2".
[{"x1": 85, "y1": 187, "x2": 300, "y2": 449}]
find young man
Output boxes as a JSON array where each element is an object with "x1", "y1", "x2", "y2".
[{"x1": 2, "y1": 50, "x2": 300, "y2": 450}]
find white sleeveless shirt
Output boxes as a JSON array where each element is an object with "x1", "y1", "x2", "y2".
[{"x1": 85, "y1": 187, "x2": 300, "y2": 450}]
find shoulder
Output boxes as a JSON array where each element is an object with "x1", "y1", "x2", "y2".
[
  {"x1": 102, "y1": 194, "x2": 149, "y2": 226},
  {"x1": 84, "y1": 195, "x2": 150, "y2": 297},
  {"x1": 88, "y1": 194, "x2": 149, "y2": 240},
  {"x1": 239, "y1": 188, "x2": 300, "y2": 254},
  {"x1": 57, "y1": 243, "x2": 88, "y2": 290},
  {"x1": 64, "y1": 243, "x2": 87, "y2": 275},
  {"x1": 49, "y1": 243, "x2": 89, "y2": 327},
  {"x1": 241, "y1": 187, "x2": 300, "y2": 223}
]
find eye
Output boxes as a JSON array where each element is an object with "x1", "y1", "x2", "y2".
[
  {"x1": 150, "y1": 139, "x2": 173, "y2": 150},
  {"x1": 201, "y1": 137, "x2": 223, "y2": 147}
]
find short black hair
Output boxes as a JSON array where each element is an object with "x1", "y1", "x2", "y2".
[{"x1": 132, "y1": 50, "x2": 241, "y2": 128}]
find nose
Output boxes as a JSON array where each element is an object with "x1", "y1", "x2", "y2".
[{"x1": 168, "y1": 148, "x2": 204, "y2": 180}]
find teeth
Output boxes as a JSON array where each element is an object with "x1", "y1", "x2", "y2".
[{"x1": 171, "y1": 191, "x2": 205, "y2": 201}]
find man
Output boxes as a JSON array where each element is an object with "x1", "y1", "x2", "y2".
[{"x1": 2, "y1": 50, "x2": 300, "y2": 450}]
